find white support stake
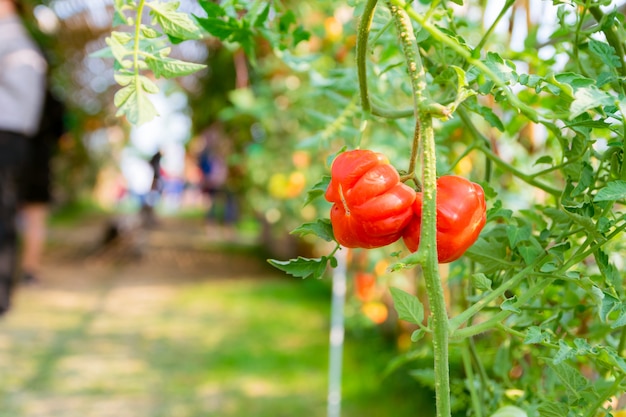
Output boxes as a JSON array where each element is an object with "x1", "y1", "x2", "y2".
[{"x1": 327, "y1": 247, "x2": 347, "y2": 417}]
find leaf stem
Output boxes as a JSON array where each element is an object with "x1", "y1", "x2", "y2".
[
  {"x1": 618, "y1": 326, "x2": 626, "y2": 357},
  {"x1": 458, "y1": 108, "x2": 558, "y2": 195},
  {"x1": 495, "y1": 323, "x2": 559, "y2": 350},
  {"x1": 449, "y1": 260, "x2": 542, "y2": 332},
  {"x1": 583, "y1": 377, "x2": 622, "y2": 417},
  {"x1": 478, "y1": 143, "x2": 561, "y2": 197},
  {"x1": 133, "y1": 0, "x2": 146, "y2": 86},
  {"x1": 473, "y1": 0, "x2": 515, "y2": 59},
  {"x1": 452, "y1": 276, "x2": 555, "y2": 340},
  {"x1": 461, "y1": 342, "x2": 483, "y2": 417},
  {"x1": 561, "y1": 218, "x2": 626, "y2": 270}
]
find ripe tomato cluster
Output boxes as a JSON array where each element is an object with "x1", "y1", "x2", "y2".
[{"x1": 325, "y1": 149, "x2": 487, "y2": 263}]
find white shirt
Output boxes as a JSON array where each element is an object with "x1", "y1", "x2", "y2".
[{"x1": 0, "y1": 15, "x2": 47, "y2": 136}]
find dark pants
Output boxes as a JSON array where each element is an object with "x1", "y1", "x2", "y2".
[{"x1": 0, "y1": 131, "x2": 28, "y2": 314}]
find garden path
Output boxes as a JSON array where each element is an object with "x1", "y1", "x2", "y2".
[{"x1": 0, "y1": 216, "x2": 331, "y2": 417}]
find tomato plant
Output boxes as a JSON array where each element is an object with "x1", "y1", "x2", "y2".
[{"x1": 106, "y1": 1, "x2": 626, "y2": 417}]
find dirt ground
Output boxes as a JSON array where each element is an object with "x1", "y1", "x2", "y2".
[{"x1": 0, "y1": 215, "x2": 329, "y2": 417}]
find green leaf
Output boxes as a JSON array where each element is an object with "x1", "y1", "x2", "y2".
[
  {"x1": 290, "y1": 219, "x2": 334, "y2": 242},
  {"x1": 278, "y1": 10, "x2": 296, "y2": 32},
  {"x1": 140, "y1": 25, "x2": 160, "y2": 38},
  {"x1": 410, "y1": 328, "x2": 426, "y2": 342},
  {"x1": 476, "y1": 105, "x2": 504, "y2": 131},
  {"x1": 408, "y1": 369, "x2": 435, "y2": 388},
  {"x1": 518, "y1": 243, "x2": 544, "y2": 264},
  {"x1": 553, "y1": 340, "x2": 576, "y2": 365},
  {"x1": 138, "y1": 75, "x2": 158, "y2": 94},
  {"x1": 594, "y1": 249, "x2": 622, "y2": 293},
  {"x1": 596, "y1": 346, "x2": 626, "y2": 374},
  {"x1": 114, "y1": 82, "x2": 159, "y2": 125},
  {"x1": 145, "y1": 55, "x2": 206, "y2": 79},
  {"x1": 198, "y1": 0, "x2": 226, "y2": 18},
  {"x1": 537, "y1": 402, "x2": 569, "y2": 417},
  {"x1": 114, "y1": 73, "x2": 134, "y2": 87},
  {"x1": 195, "y1": 16, "x2": 239, "y2": 40},
  {"x1": 304, "y1": 175, "x2": 330, "y2": 206},
  {"x1": 471, "y1": 273, "x2": 492, "y2": 291},
  {"x1": 389, "y1": 287, "x2": 424, "y2": 325},
  {"x1": 490, "y1": 406, "x2": 527, "y2": 417},
  {"x1": 593, "y1": 180, "x2": 626, "y2": 202},
  {"x1": 507, "y1": 224, "x2": 531, "y2": 249},
  {"x1": 569, "y1": 162, "x2": 593, "y2": 197},
  {"x1": 524, "y1": 326, "x2": 547, "y2": 344},
  {"x1": 268, "y1": 256, "x2": 329, "y2": 279},
  {"x1": 534, "y1": 155, "x2": 554, "y2": 166},
  {"x1": 600, "y1": 291, "x2": 620, "y2": 322},
  {"x1": 546, "y1": 357, "x2": 587, "y2": 396},
  {"x1": 588, "y1": 39, "x2": 622, "y2": 69},
  {"x1": 500, "y1": 296, "x2": 521, "y2": 314},
  {"x1": 484, "y1": 52, "x2": 518, "y2": 84},
  {"x1": 106, "y1": 31, "x2": 133, "y2": 64},
  {"x1": 570, "y1": 85, "x2": 613, "y2": 119},
  {"x1": 292, "y1": 25, "x2": 311, "y2": 47},
  {"x1": 465, "y1": 237, "x2": 509, "y2": 274},
  {"x1": 253, "y1": 2, "x2": 271, "y2": 28},
  {"x1": 148, "y1": 1, "x2": 203, "y2": 41},
  {"x1": 611, "y1": 307, "x2": 626, "y2": 329}
]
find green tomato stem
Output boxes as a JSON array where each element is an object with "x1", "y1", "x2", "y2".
[
  {"x1": 383, "y1": 2, "x2": 450, "y2": 416},
  {"x1": 417, "y1": 115, "x2": 451, "y2": 417},
  {"x1": 356, "y1": 0, "x2": 378, "y2": 116}
]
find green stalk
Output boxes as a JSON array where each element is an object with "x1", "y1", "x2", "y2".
[
  {"x1": 473, "y1": 0, "x2": 516, "y2": 59},
  {"x1": 419, "y1": 118, "x2": 450, "y2": 417},
  {"x1": 461, "y1": 342, "x2": 483, "y2": 417},
  {"x1": 357, "y1": 0, "x2": 378, "y2": 116},
  {"x1": 133, "y1": 0, "x2": 146, "y2": 91},
  {"x1": 384, "y1": 3, "x2": 450, "y2": 416}
]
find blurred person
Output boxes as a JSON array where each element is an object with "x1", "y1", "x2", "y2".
[
  {"x1": 0, "y1": 0, "x2": 47, "y2": 313},
  {"x1": 196, "y1": 126, "x2": 238, "y2": 239},
  {"x1": 139, "y1": 150, "x2": 163, "y2": 227},
  {"x1": 18, "y1": 87, "x2": 66, "y2": 285}
]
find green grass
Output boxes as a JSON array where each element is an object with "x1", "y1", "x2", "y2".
[{"x1": 0, "y1": 267, "x2": 433, "y2": 416}]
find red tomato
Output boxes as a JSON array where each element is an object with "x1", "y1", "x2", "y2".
[
  {"x1": 403, "y1": 175, "x2": 486, "y2": 263},
  {"x1": 355, "y1": 272, "x2": 376, "y2": 302},
  {"x1": 325, "y1": 150, "x2": 416, "y2": 249}
]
